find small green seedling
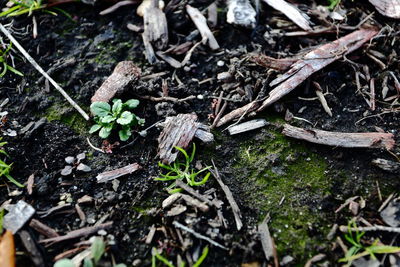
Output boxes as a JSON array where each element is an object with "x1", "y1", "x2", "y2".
[
  {"x1": 327, "y1": 0, "x2": 341, "y2": 9},
  {"x1": 0, "y1": 42, "x2": 23, "y2": 77},
  {"x1": 152, "y1": 246, "x2": 209, "y2": 267},
  {"x1": 156, "y1": 144, "x2": 211, "y2": 194},
  {"x1": 90, "y1": 99, "x2": 144, "y2": 142},
  {"x1": 339, "y1": 220, "x2": 400, "y2": 265},
  {"x1": 0, "y1": 0, "x2": 71, "y2": 18},
  {"x1": 0, "y1": 138, "x2": 24, "y2": 187}
]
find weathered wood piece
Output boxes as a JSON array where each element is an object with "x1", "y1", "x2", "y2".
[
  {"x1": 143, "y1": 0, "x2": 169, "y2": 50},
  {"x1": 262, "y1": 0, "x2": 312, "y2": 31},
  {"x1": 228, "y1": 119, "x2": 269, "y2": 135},
  {"x1": 186, "y1": 5, "x2": 220, "y2": 50},
  {"x1": 250, "y1": 54, "x2": 298, "y2": 71},
  {"x1": 369, "y1": 0, "x2": 400, "y2": 19},
  {"x1": 257, "y1": 28, "x2": 378, "y2": 112},
  {"x1": 282, "y1": 124, "x2": 395, "y2": 150},
  {"x1": 372, "y1": 159, "x2": 400, "y2": 173},
  {"x1": 158, "y1": 114, "x2": 214, "y2": 164},
  {"x1": 96, "y1": 163, "x2": 141, "y2": 183},
  {"x1": 29, "y1": 219, "x2": 59, "y2": 238},
  {"x1": 91, "y1": 61, "x2": 141, "y2": 103},
  {"x1": 18, "y1": 230, "x2": 46, "y2": 267},
  {"x1": 40, "y1": 222, "x2": 113, "y2": 244},
  {"x1": 227, "y1": 0, "x2": 256, "y2": 28}
]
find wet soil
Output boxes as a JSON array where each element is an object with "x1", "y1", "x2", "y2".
[{"x1": 0, "y1": 1, "x2": 399, "y2": 266}]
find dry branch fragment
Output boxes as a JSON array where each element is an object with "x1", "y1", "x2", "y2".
[
  {"x1": 282, "y1": 124, "x2": 395, "y2": 150},
  {"x1": 211, "y1": 161, "x2": 243, "y2": 230},
  {"x1": 186, "y1": 5, "x2": 220, "y2": 50},
  {"x1": 91, "y1": 61, "x2": 141, "y2": 103},
  {"x1": 158, "y1": 114, "x2": 214, "y2": 164},
  {"x1": 227, "y1": 0, "x2": 256, "y2": 28},
  {"x1": 250, "y1": 54, "x2": 298, "y2": 71},
  {"x1": 18, "y1": 230, "x2": 45, "y2": 267},
  {"x1": 258, "y1": 28, "x2": 378, "y2": 112},
  {"x1": 369, "y1": 0, "x2": 400, "y2": 19},
  {"x1": 29, "y1": 219, "x2": 59, "y2": 238},
  {"x1": 228, "y1": 119, "x2": 269, "y2": 135},
  {"x1": 96, "y1": 163, "x2": 141, "y2": 183},
  {"x1": 216, "y1": 101, "x2": 260, "y2": 128},
  {"x1": 40, "y1": 222, "x2": 113, "y2": 244},
  {"x1": 262, "y1": 0, "x2": 312, "y2": 31},
  {"x1": 143, "y1": 0, "x2": 169, "y2": 50}
]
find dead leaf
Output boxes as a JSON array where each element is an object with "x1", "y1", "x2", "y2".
[{"x1": 0, "y1": 230, "x2": 16, "y2": 267}]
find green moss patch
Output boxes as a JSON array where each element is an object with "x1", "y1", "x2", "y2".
[
  {"x1": 45, "y1": 103, "x2": 89, "y2": 135},
  {"x1": 233, "y1": 127, "x2": 332, "y2": 262}
]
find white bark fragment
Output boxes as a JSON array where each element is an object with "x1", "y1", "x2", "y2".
[{"x1": 227, "y1": 0, "x2": 257, "y2": 28}]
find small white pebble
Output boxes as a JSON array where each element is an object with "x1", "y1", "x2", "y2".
[
  {"x1": 217, "y1": 60, "x2": 224, "y2": 67},
  {"x1": 197, "y1": 95, "x2": 204, "y2": 100}
]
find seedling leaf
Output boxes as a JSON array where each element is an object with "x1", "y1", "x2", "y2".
[
  {"x1": 125, "y1": 99, "x2": 140, "y2": 109},
  {"x1": 116, "y1": 111, "x2": 133, "y2": 125},
  {"x1": 91, "y1": 102, "x2": 111, "y2": 117}
]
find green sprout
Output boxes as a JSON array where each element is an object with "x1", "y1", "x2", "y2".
[
  {"x1": 0, "y1": 138, "x2": 24, "y2": 187},
  {"x1": 0, "y1": 0, "x2": 71, "y2": 18},
  {"x1": 327, "y1": 0, "x2": 341, "y2": 10},
  {"x1": 0, "y1": 42, "x2": 23, "y2": 77},
  {"x1": 339, "y1": 220, "x2": 400, "y2": 265},
  {"x1": 0, "y1": 208, "x2": 4, "y2": 235},
  {"x1": 152, "y1": 246, "x2": 209, "y2": 267},
  {"x1": 156, "y1": 144, "x2": 211, "y2": 194},
  {"x1": 89, "y1": 99, "x2": 145, "y2": 142}
]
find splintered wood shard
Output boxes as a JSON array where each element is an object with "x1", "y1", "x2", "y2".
[
  {"x1": 158, "y1": 114, "x2": 198, "y2": 164},
  {"x1": 372, "y1": 159, "x2": 400, "y2": 173},
  {"x1": 282, "y1": 124, "x2": 395, "y2": 150},
  {"x1": 96, "y1": 163, "x2": 141, "y2": 183},
  {"x1": 143, "y1": 0, "x2": 169, "y2": 50},
  {"x1": 369, "y1": 0, "x2": 400, "y2": 19},
  {"x1": 91, "y1": 61, "x2": 141, "y2": 103},
  {"x1": 262, "y1": 0, "x2": 312, "y2": 31},
  {"x1": 258, "y1": 28, "x2": 378, "y2": 112},
  {"x1": 186, "y1": 5, "x2": 220, "y2": 50}
]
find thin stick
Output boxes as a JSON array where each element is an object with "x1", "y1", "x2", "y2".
[
  {"x1": 172, "y1": 221, "x2": 228, "y2": 250},
  {"x1": 0, "y1": 24, "x2": 89, "y2": 120},
  {"x1": 339, "y1": 225, "x2": 400, "y2": 234}
]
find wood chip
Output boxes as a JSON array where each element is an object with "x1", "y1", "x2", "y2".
[
  {"x1": 167, "y1": 205, "x2": 187, "y2": 216},
  {"x1": 181, "y1": 194, "x2": 209, "y2": 212},
  {"x1": 258, "y1": 28, "x2": 378, "y2": 112},
  {"x1": 157, "y1": 114, "x2": 198, "y2": 164},
  {"x1": 162, "y1": 193, "x2": 183, "y2": 209},
  {"x1": 186, "y1": 5, "x2": 220, "y2": 50},
  {"x1": 39, "y1": 222, "x2": 113, "y2": 244},
  {"x1": 175, "y1": 180, "x2": 222, "y2": 208},
  {"x1": 143, "y1": 0, "x2": 169, "y2": 50},
  {"x1": 369, "y1": 0, "x2": 400, "y2": 19},
  {"x1": 282, "y1": 124, "x2": 395, "y2": 150},
  {"x1": 96, "y1": 163, "x2": 141, "y2": 183},
  {"x1": 91, "y1": 61, "x2": 141, "y2": 103},
  {"x1": 216, "y1": 101, "x2": 260, "y2": 128},
  {"x1": 228, "y1": 119, "x2": 269, "y2": 135},
  {"x1": 145, "y1": 225, "x2": 156, "y2": 244},
  {"x1": 262, "y1": 0, "x2": 312, "y2": 31},
  {"x1": 3, "y1": 200, "x2": 35, "y2": 234}
]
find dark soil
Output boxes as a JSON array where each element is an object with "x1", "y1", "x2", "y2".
[{"x1": 0, "y1": 1, "x2": 399, "y2": 266}]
